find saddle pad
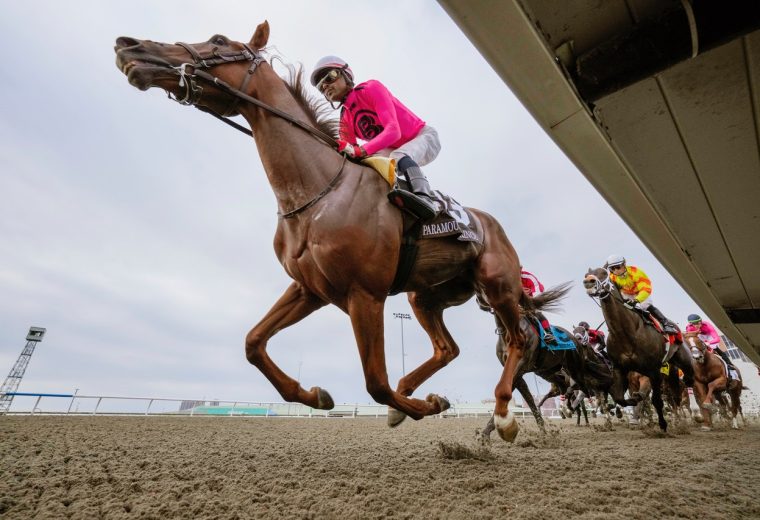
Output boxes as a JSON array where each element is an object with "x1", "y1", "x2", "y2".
[
  {"x1": 362, "y1": 156, "x2": 396, "y2": 186},
  {"x1": 420, "y1": 192, "x2": 482, "y2": 244},
  {"x1": 541, "y1": 326, "x2": 577, "y2": 351}
]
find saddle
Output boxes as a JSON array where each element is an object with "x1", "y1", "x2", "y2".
[{"x1": 386, "y1": 179, "x2": 483, "y2": 295}]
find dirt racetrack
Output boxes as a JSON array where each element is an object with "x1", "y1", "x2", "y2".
[{"x1": 1, "y1": 414, "x2": 758, "y2": 519}]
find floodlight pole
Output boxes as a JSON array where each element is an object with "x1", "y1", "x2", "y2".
[{"x1": 393, "y1": 313, "x2": 412, "y2": 375}]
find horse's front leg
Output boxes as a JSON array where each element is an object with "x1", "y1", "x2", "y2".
[
  {"x1": 692, "y1": 380, "x2": 712, "y2": 428},
  {"x1": 610, "y1": 368, "x2": 639, "y2": 407},
  {"x1": 348, "y1": 289, "x2": 448, "y2": 422},
  {"x1": 650, "y1": 373, "x2": 667, "y2": 431},
  {"x1": 245, "y1": 282, "x2": 331, "y2": 409},
  {"x1": 705, "y1": 376, "x2": 727, "y2": 407},
  {"x1": 515, "y1": 376, "x2": 546, "y2": 433}
]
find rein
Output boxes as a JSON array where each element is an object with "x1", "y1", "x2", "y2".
[
  {"x1": 167, "y1": 40, "x2": 344, "y2": 217},
  {"x1": 170, "y1": 42, "x2": 338, "y2": 149},
  {"x1": 278, "y1": 156, "x2": 347, "y2": 218}
]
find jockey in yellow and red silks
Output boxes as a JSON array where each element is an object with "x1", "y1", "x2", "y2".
[{"x1": 605, "y1": 254, "x2": 678, "y2": 334}]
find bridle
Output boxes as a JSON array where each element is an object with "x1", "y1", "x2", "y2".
[
  {"x1": 686, "y1": 335, "x2": 705, "y2": 363},
  {"x1": 584, "y1": 272, "x2": 613, "y2": 301},
  {"x1": 166, "y1": 40, "x2": 344, "y2": 218},
  {"x1": 169, "y1": 41, "x2": 338, "y2": 148}
]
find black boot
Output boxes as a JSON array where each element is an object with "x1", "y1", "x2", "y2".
[
  {"x1": 715, "y1": 348, "x2": 736, "y2": 370},
  {"x1": 387, "y1": 157, "x2": 440, "y2": 221},
  {"x1": 648, "y1": 305, "x2": 677, "y2": 334}
]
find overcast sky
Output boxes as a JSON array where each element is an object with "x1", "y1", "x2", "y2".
[{"x1": 0, "y1": 1, "x2": 726, "y2": 407}]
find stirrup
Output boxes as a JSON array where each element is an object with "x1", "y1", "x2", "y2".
[{"x1": 387, "y1": 189, "x2": 439, "y2": 220}]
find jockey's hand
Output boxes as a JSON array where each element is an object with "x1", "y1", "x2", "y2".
[
  {"x1": 623, "y1": 300, "x2": 641, "y2": 312},
  {"x1": 337, "y1": 140, "x2": 367, "y2": 159}
]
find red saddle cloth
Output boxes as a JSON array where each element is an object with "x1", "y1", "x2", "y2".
[{"x1": 648, "y1": 315, "x2": 682, "y2": 344}]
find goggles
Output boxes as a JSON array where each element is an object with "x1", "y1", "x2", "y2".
[
  {"x1": 316, "y1": 69, "x2": 341, "y2": 91},
  {"x1": 688, "y1": 319, "x2": 702, "y2": 324}
]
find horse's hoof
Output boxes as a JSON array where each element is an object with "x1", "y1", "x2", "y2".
[
  {"x1": 311, "y1": 387, "x2": 334, "y2": 410},
  {"x1": 494, "y1": 411, "x2": 519, "y2": 443},
  {"x1": 426, "y1": 393, "x2": 451, "y2": 414},
  {"x1": 700, "y1": 426, "x2": 712, "y2": 432},
  {"x1": 387, "y1": 407, "x2": 407, "y2": 428}
]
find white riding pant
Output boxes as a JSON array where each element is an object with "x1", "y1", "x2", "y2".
[
  {"x1": 621, "y1": 293, "x2": 653, "y2": 310},
  {"x1": 375, "y1": 125, "x2": 441, "y2": 167}
]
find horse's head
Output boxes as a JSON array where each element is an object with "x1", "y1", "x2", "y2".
[
  {"x1": 114, "y1": 22, "x2": 271, "y2": 115},
  {"x1": 572, "y1": 325, "x2": 589, "y2": 346},
  {"x1": 685, "y1": 331, "x2": 706, "y2": 363},
  {"x1": 583, "y1": 267, "x2": 612, "y2": 299}
]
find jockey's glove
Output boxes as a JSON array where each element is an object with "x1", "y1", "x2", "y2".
[
  {"x1": 337, "y1": 140, "x2": 367, "y2": 159},
  {"x1": 623, "y1": 300, "x2": 641, "y2": 312}
]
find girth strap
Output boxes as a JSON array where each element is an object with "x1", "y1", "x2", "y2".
[{"x1": 388, "y1": 222, "x2": 421, "y2": 296}]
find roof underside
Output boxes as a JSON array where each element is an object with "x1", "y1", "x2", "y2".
[{"x1": 438, "y1": 0, "x2": 760, "y2": 363}]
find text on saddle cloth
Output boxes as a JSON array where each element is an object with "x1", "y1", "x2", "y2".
[
  {"x1": 361, "y1": 155, "x2": 481, "y2": 244},
  {"x1": 419, "y1": 192, "x2": 482, "y2": 244}
]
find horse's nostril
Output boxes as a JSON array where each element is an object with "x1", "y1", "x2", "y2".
[{"x1": 116, "y1": 36, "x2": 141, "y2": 49}]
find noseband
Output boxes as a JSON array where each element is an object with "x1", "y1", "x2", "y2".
[{"x1": 585, "y1": 273, "x2": 612, "y2": 300}]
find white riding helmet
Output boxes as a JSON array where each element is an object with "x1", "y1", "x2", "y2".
[
  {"x1": 605, "y1": 254, "x2": 626, "y2": 269},
  {"x1": 310, "y1": 55, "x2": 354, "y2": 86}
]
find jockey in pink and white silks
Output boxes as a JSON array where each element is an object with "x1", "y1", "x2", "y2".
[
  {"x1": 310, "y1": 56, "x2": 441, "y2": 221},
  {"x1": 685, "y1": 314, "x2": 736, "y2": 369}
]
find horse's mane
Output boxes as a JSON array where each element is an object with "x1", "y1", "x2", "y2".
[{"x1": 278, "y1": 62, "x2": 339, "y2": 141}]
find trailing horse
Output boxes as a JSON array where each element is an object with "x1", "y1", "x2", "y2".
[
  {"x1": 479, "y1": 284, "x2": 583, "y2": 438},
  {"x1": 571, "y1": 325, "x2": 623, "y2": 421},
  {"x1": 114, "y1": 22, "x2": 532, "y2": 441},
  {"x1": 583, "y1": 267, "x2": 694, "y2": 432},
  {"x1": 686, "y1": 331, "x2": 744, "y2": 430}
]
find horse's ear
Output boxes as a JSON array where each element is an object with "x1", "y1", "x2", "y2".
[
  {"x1": 587, "y1": 268, "x2": 592, "y2": 274},
  {"x1": 250, "y1": 21, "x2": 270, "y2": 50}
]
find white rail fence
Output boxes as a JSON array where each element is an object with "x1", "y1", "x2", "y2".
[{"x1": 0, "y1": 392, "x2": 568, "y2": 419}]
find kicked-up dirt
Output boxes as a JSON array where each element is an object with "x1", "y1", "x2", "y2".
[{"x1": 0, "y1": 414, "x2": 758, "y2": 519}]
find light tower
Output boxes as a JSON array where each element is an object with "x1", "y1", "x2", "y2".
[{"x1": 0, "y1": 327, "x2": 46, "y2": 414}]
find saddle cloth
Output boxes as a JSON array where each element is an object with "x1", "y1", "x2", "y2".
[
  {"x1": 362, "y1": 156, "x2": 481, "y2": 243},
  {"x1": 716, "y1": 355, "x2": 739, "y2": 381},
  {"x1": 539, "y1": 325, "x2": 577, "y2": 351},
  {"x1": 420, "y1": 192, "x2": 482, "y2": 244}
]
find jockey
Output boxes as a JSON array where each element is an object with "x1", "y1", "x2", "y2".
[
  {"x1": 578, "y1": 321, "x2": 612, "y2": 366},
  {"x1": 685, "y1": 314, "x2": 736, "y2": 369},
  {"x1": 605, "y1": 254, "x2": 678, "y2": 334},
  {"x1": 311, "y1": 56, "x2": 441, "y2": 221},
  {"x1": 521, "y1": 269, "x2": 556, "y2": 345}
]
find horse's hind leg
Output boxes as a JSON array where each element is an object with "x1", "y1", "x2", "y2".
[
  {"x1": 347, "y1": 288, "x2": 448, "y2": 422},
  {"x1": 245, "y1": 282, "x2": 331, "y2": 409},
  {"x1": 401, "y1": 293, "x2": 460, "y2": 396}
]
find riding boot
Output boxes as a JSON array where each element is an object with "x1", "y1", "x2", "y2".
[
  {"x1": 648, "y1": 305, "x2": 678, "y2": 334},
  {"x1": 387, "y1": 156, "x2": 440, "y2": 221},
  {"x1": 715, "y1": 348, "x2": 736, "y2": 370}
]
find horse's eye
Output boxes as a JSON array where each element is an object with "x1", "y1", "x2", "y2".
[{"x1": 214, "y1": 37, "x2": 227, "y2": 45}]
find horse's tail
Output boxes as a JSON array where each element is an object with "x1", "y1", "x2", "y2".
[{"x1": 525, "y1": 281, "x2": 573, "y2": 314}]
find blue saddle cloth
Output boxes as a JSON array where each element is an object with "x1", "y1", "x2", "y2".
[{"x1": 539, "y1": 325, "x2": 577, "y2": 351}]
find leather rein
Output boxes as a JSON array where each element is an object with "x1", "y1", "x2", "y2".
[{"x1": 169, "y1": 41, "x2": 342, "y2": 217}]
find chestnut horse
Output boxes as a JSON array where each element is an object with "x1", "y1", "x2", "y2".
[
  {"x1": 686, "y1": 332, "x2": 744, "y2": 430},
  {"x1": 583, "y1": 268, "x2": 694, "y2": 432},
  {"x1": 114, "y1": 22, "x2": 529, "y2": 441}
]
